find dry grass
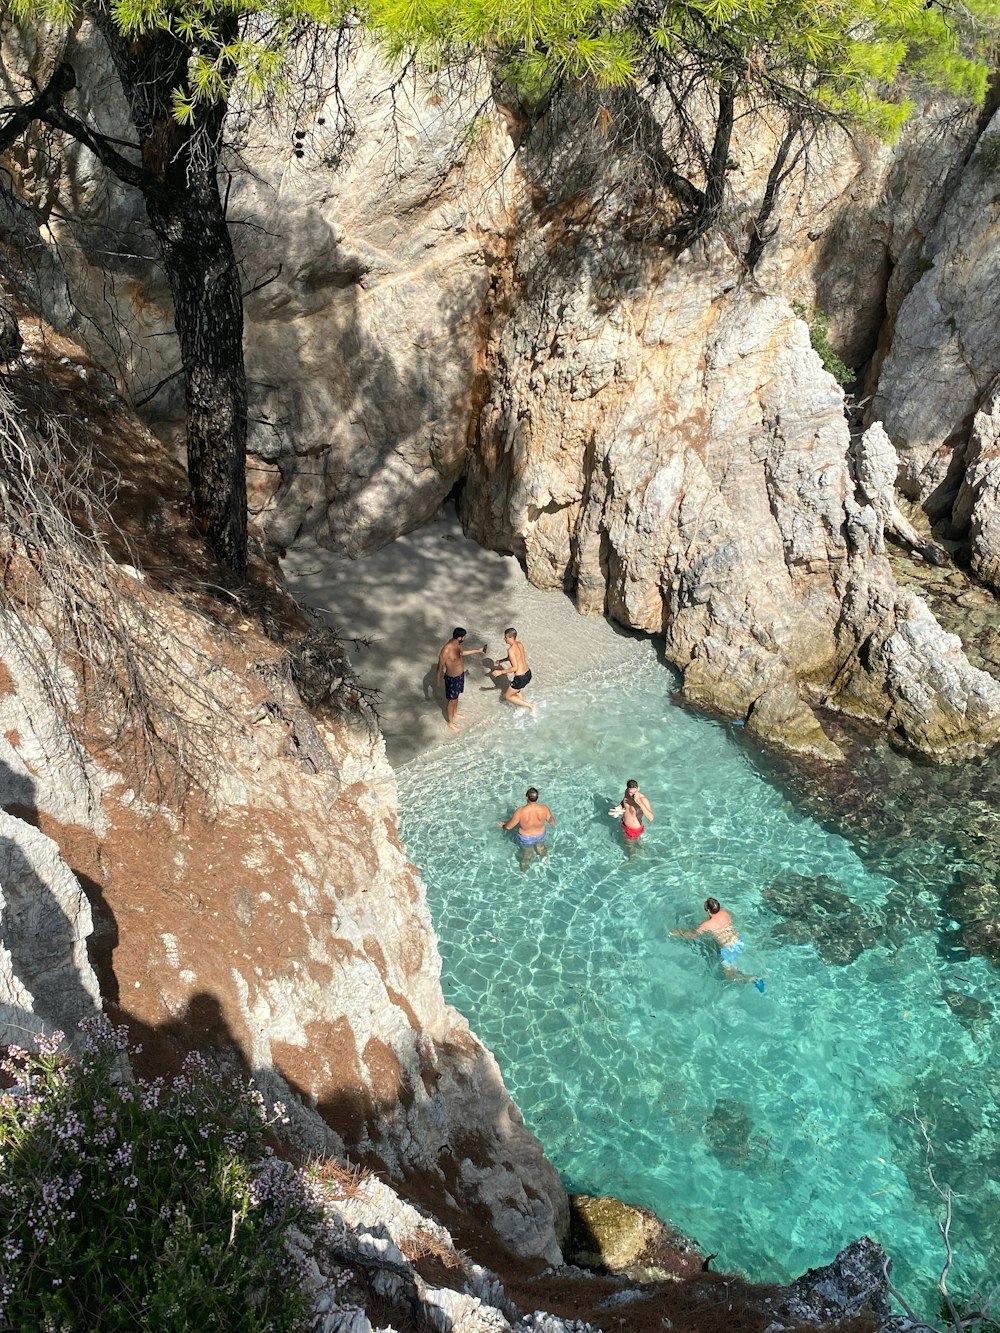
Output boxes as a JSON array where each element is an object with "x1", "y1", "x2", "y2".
[
  {"x1": 399, "y1": 1226, "x2": 468, "y2": 1272},
  {"x1": 306, "y1": 1157, "x2": 373, "y2": 1203}
]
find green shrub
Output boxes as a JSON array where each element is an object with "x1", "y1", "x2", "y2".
[
  {"x1": 791, "y1": 300, "x2": 853, "y2": 385},
  {"x1": 0, "y1": 1023, "x2": 313, "y2": 1333}
]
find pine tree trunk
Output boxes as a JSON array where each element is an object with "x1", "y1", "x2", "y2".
[
  {"x1": 93, "y1": 16, "x2": 249, "y2": 578},
  {"x1": 144, "y1": 180, "x2": 248, "y2": 578}
]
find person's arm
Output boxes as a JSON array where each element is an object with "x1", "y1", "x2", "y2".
[
  {"x1": 639, "y1": 794, "x2": 654, "y2": 821},
  {"x1": 462, "y1": 644, "x2": 489, "y2": 657},
  {"x1": 435, "y1": 646, "x2": 447, "y2": 687},
  {"x1": 545, "y1": 808, "x2": 556, "y2": 827},
  {"x1": 670, "y1": 927, "x2": 697, "y2": 939},
  {"x1": 491, "y1": 663, "x2": 514, "y2": 677},
  {"x1": 498, "y1": 809, "x2": 521, "y2": 830}
]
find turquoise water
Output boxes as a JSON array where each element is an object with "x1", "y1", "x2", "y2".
[{"x1": 397, "y1": 659, "x2": 1000, "y2": 1313}]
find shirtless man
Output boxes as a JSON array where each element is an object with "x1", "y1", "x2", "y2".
[
  {"x1": 498, "y1": 787, "x2": 556, "y2": 871},
  {"x1": 619, "y1": 778, "x2": 653, "y2": 853},
  {"x1": 671, "y1": 898, "x2": 764, "y2": 989},
  {"x1": 491, "y1": 628, "x2": 536, "y2": 713},
  {"x1": 436, "y1": 628, "x2": 488, "y2": 732}
]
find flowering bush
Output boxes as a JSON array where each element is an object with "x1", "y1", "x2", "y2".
[{"x1": 0, "y1": 1021, "x2": 312, "y2": 1332}]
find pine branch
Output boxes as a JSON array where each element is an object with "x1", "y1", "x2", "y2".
[{"x1": 0, "y1": 62, "x2": 154, "y2": 194}]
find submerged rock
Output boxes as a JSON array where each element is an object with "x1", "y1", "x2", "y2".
[
  {"x1": 566, "y1": 1194, "x2": 701, "y2": 1278},
  {"x1": 762, "y1": 873, "x2": 883, "y2": 966},
  {"x1": 704, "y1": 1098, "x2": 771, "y2": 1172},
  {"x1": 940, "y1": 986, "x2": 995, "y2": 1033},
  {"x1": 942, "y1": 876, "x2": 1000, "y2": 965}
]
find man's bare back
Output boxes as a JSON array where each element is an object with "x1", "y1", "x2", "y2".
[
  {"x1": 505, "y1": 801, "x2": 553, "y2": 838},
  {"x1": 671, "y1": 898, "x2": 764, "y2": 989},
  {"x1": 498, "y1": 786, "x2": 555, "y2": 869},
  {"x1": 695, "y1": 907, "x2": 738, "y2": 948}
]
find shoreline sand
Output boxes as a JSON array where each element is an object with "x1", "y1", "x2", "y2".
[{"x1": 281, "y1": 507, "x2": 666, "y2": 767}]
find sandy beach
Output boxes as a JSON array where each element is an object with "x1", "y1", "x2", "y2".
[{"x1": 281, "y1": 507, "x2": 663, "y2": 767}]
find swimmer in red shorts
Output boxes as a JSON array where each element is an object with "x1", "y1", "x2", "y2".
[{"x1": 619, "y1": 778, "x2": 653, "y2": 855}]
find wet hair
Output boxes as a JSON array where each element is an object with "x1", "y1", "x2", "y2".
[
  {"x1": 452, "y1": 627, "x2": 467, "y2": 640},
  {"x1": 504, "y1": 627, "x2": 517, "y2": 639},
  {"x1": 705, "y1": 898, "x2": 721, "y2": 915},
  {"x1": 626, "y1": 779, "x2": 638, "y2": 790},
  {"x1": 526, "y1": 787, "x2": 539, "y2": 802}
]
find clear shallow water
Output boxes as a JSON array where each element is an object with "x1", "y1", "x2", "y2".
[{"x1": 398, "y1": 659, "x2": 1000, "y2": 1312}]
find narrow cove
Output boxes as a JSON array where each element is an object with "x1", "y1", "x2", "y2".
[
  {"x1": 397, "y1": 655, "x2": 1000, "y2": 1315},
  {"x1": 282, "y1": 513, "x2": 1000, "y2": 1318}
]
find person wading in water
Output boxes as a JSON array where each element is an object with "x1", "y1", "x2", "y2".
[
  {"x1": 491, "y1": 628, "x2": 536, "y2": 714},
  {"x1": 498, "y1": 787, "x2": 556, "y2": 871},
  {"x1": 618, "y1": 778, "x2": 653, "y2": 856}
]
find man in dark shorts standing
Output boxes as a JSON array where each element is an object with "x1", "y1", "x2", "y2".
[
  {"x1": 436, "y1": 628, "x2": 488, "y2": 732},
  {"x1": 491, "y1": 628, "x2": 536, "y2": 713}
]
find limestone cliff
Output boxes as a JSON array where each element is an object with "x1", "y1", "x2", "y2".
[
  {"x1": 4, "y1": 25, "x2": 1000, "y2": 762},
  {"x1": 0, "y1": 325, "x2": 566, "y2": 1264}
]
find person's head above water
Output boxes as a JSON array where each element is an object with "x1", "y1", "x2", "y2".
[
  {"x1": 704, "y1": 898, "x2": 722, "y2": 915},
  {"x1": 505, "y1": 627, "x2": 517, "y2": 641},
  {"x1": 526, "y1": 787, "x2": 539, "y2": 802},
  {"x1": 626, "y1": 779, "x2": 639, "y2": 791},
  {"x1": 452, "y1": 627, "x2": 467, "y2": 641}
]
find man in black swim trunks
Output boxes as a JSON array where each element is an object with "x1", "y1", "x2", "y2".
[
  {"x1": 436, "y1": 627, "x2": 488, "y2": 732},
  {"x1": 491, "y1": 628, "x2": 536, "y2": 713}
]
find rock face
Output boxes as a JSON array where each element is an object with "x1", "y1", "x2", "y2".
[
  {"x1": 953, "y1": 375, "x2": 1000, "y2": 589},
  {"x1": 465, "y1": 232, "x2": 851, "y2": 759},
  {"x1": 869, "y1": 107, "x2": 1000, "y2": 517},
  {"x1": 0, "y1": 809, "x2": 102, "y2": 1042},
  {"x1": 0, "y1": 333, "x2": 566, "y2": 1265},
  {"x1": 462, "y1": 166, "x2": 1000, "y2": 759},
  {"x1": 1, "y1": 25, "x2": 505, "y2": 556},
  {"x1": 5, "y1": 28, "x2": 1000, "y2": 761}
]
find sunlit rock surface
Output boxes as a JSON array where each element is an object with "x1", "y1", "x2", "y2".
[
  {"x1": 4, "y1": 30, "x2": 1000, "y2": 762},
  {"x1": 0, "y1": 809, "x2": 101, "y2": 1042}
]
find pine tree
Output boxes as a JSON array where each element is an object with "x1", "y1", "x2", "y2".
[{"x1": 2, "y1": 0, "x2": 998, "y2": 576}]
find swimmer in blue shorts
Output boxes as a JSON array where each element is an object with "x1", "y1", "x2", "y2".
[
  {"x1": 671, "y1": 898, "x2": 764, "y2": 990},
  {"x1": 498, "y1": 787, "x2": 556, "y2": 871}
]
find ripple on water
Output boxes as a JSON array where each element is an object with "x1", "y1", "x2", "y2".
[{"x1": 398, "y1": 660, "x2": 1000, "y2": 1315}]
